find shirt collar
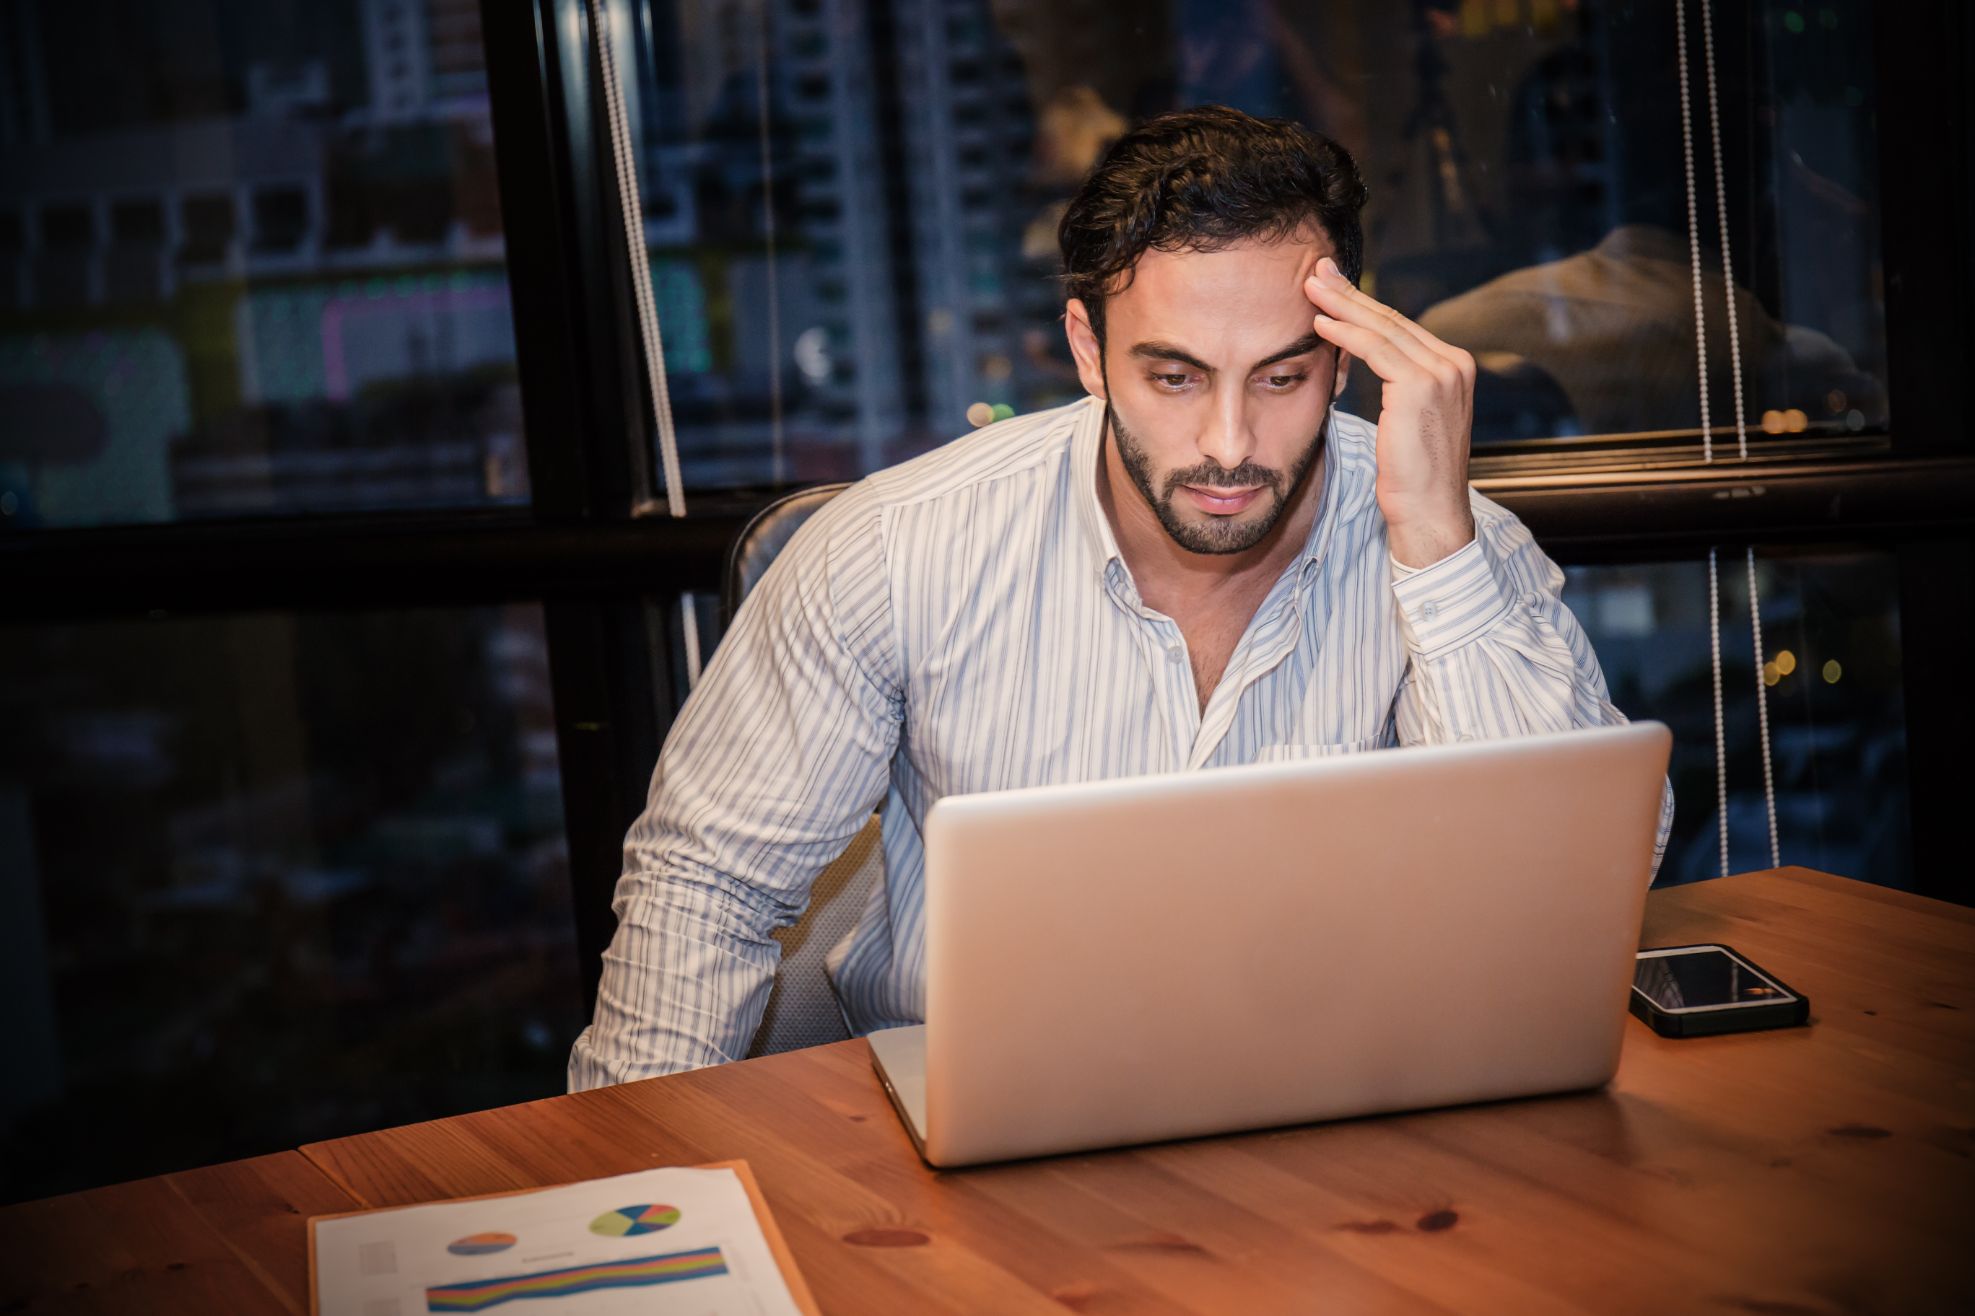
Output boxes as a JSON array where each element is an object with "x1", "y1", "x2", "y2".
[
  {"x1": 1072, "y1": 393, "x2": 1342, "y2": 589},
  {"x1": 1070, "y1": 394, "x2": 1126, "y2": 573}
]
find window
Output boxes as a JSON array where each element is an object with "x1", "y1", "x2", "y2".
[
  {"x1": 0, "y1": 0, "x2": 610, "y2": 1207},
  {"x1": 1565, "y1": 550, "x2": 1909, "y2": 889},
  {"x1": 611, "y1": 0, "x2": 1885, "y2": 490},
  {"x1": 251, "y1": 186, "x2": 311, "y2": 253},
  {"x1": 180, "y1": 194, "x2": 236, "y2": 261},
  {"x1": 0, "y1": 1, "x2": 525, "y2": 529},
  {"x1": 0, "y1": 604, "x2": 582, "y2": 1201}
]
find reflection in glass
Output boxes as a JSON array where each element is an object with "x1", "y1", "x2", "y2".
[
  {"x1": 618, "y1": 0, "x2": 1885, "y2": 488},
  {"x1": 0, "y1": 604, "x2": 581, "y2": 1203},
  {"x1": 1635, "y1": 948, "x2": 1791, "y2": 1012},
  {"x1": 1562, "y1": 550, "x2": 1909, "y2": 891},
  {"x1": 0, "y1": 0, "x2": 526, "y2": 529}
]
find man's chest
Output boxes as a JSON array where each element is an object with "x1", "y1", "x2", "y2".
[
  {"x1": 1173, "y1": 610, "x2": 1254, "y2": 714},
  {"x1": 897, "y1": 571, "x2": 1411, "y2": 798}
]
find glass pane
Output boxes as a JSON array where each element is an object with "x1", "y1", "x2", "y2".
[
  {"x1": 0, "y1": 603, "x2": 580, "y2": 1203},
  {"x1": 0, "y1": 0, "x2": 527, "y2": 529},
  {"x1": 690, "y1": 538, "x2": 1910, "y2": 891},
  {"x1": 620, "y1": 0, "x2": 1885, "y2": 491},
  {"x1": 1562, "y1": 548, "x2": 1910, "y2": 891}
]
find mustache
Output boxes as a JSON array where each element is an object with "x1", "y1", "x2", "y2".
[{"x1": 1161, "y1": 461, "x2": 1284, "y2": 501}]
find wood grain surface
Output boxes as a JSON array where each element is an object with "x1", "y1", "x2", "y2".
[
  {"x1": 0, "y1": 1152, "x2": 358, "y2": 1314},
  {"x1": 295, "y1": 868, "x2": 1975, "y2": 1315},
  {"x1": 5, "y1": 868, "x2": 1971, "y2": 1314}
]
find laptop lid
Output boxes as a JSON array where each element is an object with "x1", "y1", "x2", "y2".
[{"x1": 903, "y1": 721, "x2": 1672, "y2": 1166}]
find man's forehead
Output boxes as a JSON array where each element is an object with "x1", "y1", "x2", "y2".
[
  {"x1": 1111, "y1": 233, "x2": 1330, "y2": 314},
  {"x1": 1115, "y1": 227, "x2": 1335, "y2": 295},
  {"x1": 1106, "y1": 231, "x2": 1333, "y2": 357}
]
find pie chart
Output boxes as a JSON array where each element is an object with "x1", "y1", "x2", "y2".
[
  {"x1": 588, "y1": 1204, "x2": 681, "y2": 1236},
  {"x1": 446, "y1": 1232, "x2": 517, "y2": 1256}
]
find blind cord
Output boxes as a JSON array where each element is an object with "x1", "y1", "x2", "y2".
[
  {"x1": 1676, "y1": 0, "x2": 1713, "y2": 468},
  {"x1": 589, "y1": 0, "x2": 703, "y2": 686},
  {"x1": 589, "y1": 0, "x2": 687, "y2": 519},
  {"x1": 1678, "y1": 0, "x2": 1782, "y2": 874},
  {"x1": 1701, "y1": 0, "x2": 1782, "y2": 867}
]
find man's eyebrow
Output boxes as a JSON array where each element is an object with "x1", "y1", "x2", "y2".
[
  {"x1": 1251, "y1": 331, "x2": 1326, "y2": 370},
  {"x1": 1128, "y1": 332, "x2": 1328, "y2": 374},
  {"x1": 1128, "y1": 341, "x2": 1214, "y2": 372}
]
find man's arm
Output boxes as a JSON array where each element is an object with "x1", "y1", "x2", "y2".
[
  {"x1": 1304, "y1": 256, "x2": 1672, "y2": 877},
  {"x1": 1389, "y1": 494, "x2": 1675, "y2": 878},
  {"x1": 567, "y1": 491, "x2": 903, "y2": 1091}
]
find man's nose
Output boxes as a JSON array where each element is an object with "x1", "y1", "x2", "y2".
[{"x1": 1198, "y1": 392, "x2": 1258, "y2": 474}]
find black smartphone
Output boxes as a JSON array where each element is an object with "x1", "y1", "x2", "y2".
[{"x1": 1629, "y1": 943, "x2": 1809, "y2": 1037}]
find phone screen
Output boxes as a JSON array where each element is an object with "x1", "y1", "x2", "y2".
[{"x1": 1633, "y1": 947, "x2": 1790, "y2": 1013}]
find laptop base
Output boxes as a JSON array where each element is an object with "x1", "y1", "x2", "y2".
[{"x1": 866, "y1": 1025, "x2": 930, "y2": 1159}]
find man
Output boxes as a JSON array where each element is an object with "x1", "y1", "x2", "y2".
[{"x1": 568, "y1": 105, "x2": 1673, "y2": 1090}]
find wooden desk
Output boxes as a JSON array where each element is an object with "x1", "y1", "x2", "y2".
[
  {"x1": 0, "y1": 1152, "x2": 358, "y2": 1314},
  {"x1": 5, "y1": 869, "x2": 1971, "y2": 1313}
]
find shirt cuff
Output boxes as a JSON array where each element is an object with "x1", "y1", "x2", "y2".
[{"x1": 1389, "y1": 535, "x2": 1516, "y2": 658}]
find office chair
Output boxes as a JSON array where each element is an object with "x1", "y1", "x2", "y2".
[{"x1": 719, "y1": 483, "x2": 886, "y2": 1058}]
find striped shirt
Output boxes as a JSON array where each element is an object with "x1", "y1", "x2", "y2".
[{"x1": 568, "y1": 395, "x2": 1674, "y2": 1089}]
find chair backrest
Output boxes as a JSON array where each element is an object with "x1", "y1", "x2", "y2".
[
  {"x1": 718, "y1": 484, "x2": 884, "y2": 1059},
  {"x1": 722, "y1": 482, "x2": 851, "y2": 627}
]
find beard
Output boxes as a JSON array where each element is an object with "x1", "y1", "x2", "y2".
[{"x1": 1105, "y1": 397, "x2": 1330, "y2": 556}]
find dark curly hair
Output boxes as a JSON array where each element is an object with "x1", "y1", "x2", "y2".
[{"x1": 1058, "y1": 105, "x2": 1370, "y2": 348}]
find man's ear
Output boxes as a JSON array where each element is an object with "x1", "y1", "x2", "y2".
[
  {"x1": 1063, "y1": 298, "x2": 1108, "y2": 399},
  {"x1": 1331, "y1": 350, "x2": 1351, "y2": 399}
]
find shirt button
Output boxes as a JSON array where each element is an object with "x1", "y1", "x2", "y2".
[{"x1": 1422, "y1": 602, "x2": 1439, "y2": 621}]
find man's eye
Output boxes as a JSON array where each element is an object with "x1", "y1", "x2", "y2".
[
  {"x1": 1152, "y1": 373, "x2": 1192, "y2": 390},
  {"x1": 1263, "y1": 373, "x2": 1308, "y2": 390}
]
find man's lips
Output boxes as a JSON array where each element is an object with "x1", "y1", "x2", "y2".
[{"x1": 1182, "y1": 485, "x2": 1265, "y2": 514}]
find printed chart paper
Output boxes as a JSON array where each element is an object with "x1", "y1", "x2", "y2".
[{"x1": 313, "y1": 1166, "x2": 807, "y2": 1316}]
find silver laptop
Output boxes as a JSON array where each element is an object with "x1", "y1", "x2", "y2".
[{"x1": 868, "y1": 721, "x2": 1673, "y2": 1167}]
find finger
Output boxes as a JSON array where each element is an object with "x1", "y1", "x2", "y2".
[
  {"x1": 1306, "y1": 285, "x2": 1447, "y2": 381},
  {"x1": 1311, "y1": 310, "x2": 1450, "y2": 388},
  {"x1": 1319, "y1": 267, "x2": 1473, "y2": 379},
  {"x1": 1304, "y1": 271, "x2": 1446, "y2": 375},
  {"x1": 1308, "y1": 260, "x2": 1474, "y2": 378}
]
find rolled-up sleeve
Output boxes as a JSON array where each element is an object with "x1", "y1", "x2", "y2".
[
  {"x1": 1390, "y1": 493, "x2": 1675, "y2": 878},
  {"x1": 567, "y1": 491, "x2": 903, "y2": 1090}
]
